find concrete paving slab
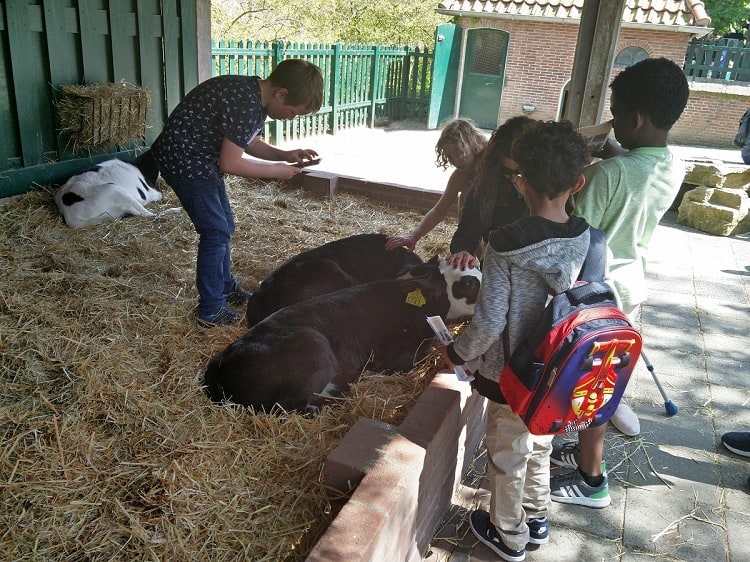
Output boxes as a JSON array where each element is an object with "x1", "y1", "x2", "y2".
[{"x1": 624, "y1": 489, "x2": 726, "y2": 560}]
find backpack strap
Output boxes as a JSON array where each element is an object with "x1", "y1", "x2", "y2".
[{"x1": 503, "y1": 226, "x2": 606, "y2": 362}]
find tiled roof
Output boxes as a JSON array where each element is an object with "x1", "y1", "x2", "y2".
[{"x1": 436, "y1": 0, "x2": 711, "y2": 28}]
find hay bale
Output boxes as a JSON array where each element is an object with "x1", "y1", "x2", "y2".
[
  {"x1": 0, "y1": 176, "x2": 458, "y2": 561},
  {"x1": 56, "y1": 83, "x2": 149, "y2": 152}
]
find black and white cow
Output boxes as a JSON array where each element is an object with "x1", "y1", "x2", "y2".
[
  {"x1": 204, "y1": 257, "x2": 482, "y2": 413},
  {"x1": 54, "y1": 152, "x2": 161, "y2": 228},
  {"x1": 245, "y1": 233, "x2": 424, "y2": 326}
]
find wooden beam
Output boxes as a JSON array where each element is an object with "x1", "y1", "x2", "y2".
[
  {"x1": 195, "y1": 0, "x2": 212, "y2": 84},
  {"x1": 564, "y1": 0, "x2": 625, "y2": 127}
]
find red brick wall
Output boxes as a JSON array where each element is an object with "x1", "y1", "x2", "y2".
[
  {"x1": 671, "y1": 87, "x2": 748, "y2": 148},
  {"x1": 306, "y1": 373, "x2": 487, "y2": 562},
  {"x1": 455, "y1": 18, "x2": 749, "y2": 148}
]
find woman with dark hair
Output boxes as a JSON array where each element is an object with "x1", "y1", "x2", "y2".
[{"x1": 447, "y1": 115, "x2": 536, "y2": 270}]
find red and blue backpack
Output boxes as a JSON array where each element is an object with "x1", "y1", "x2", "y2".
[{"x1": 498, "y1": 228, "x2": 643, "y2": 435}]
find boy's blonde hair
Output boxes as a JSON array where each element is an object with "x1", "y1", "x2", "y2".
[
  {"x1": 435, "y1": 118, "x2": 487, "y2": 169},
  {"x1": 268, "y1": 59, "x2": 324, "y2": 112}
]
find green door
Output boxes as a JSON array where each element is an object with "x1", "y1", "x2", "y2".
[
  {"x1": 459, "y1": 28, "x2": 508, "y2": 129},
  {"x1": 428, "y1": 23, "x2": 461, "y2": 129}
]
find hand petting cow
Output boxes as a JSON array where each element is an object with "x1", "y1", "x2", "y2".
[
  {"x1": 54, "y1": 152, "x2": 161, "y2": 228},
  {"x1": 245, "y1": 233, "x2": 424, "y2": 326},
  {"x1": 203, "y1": 256, "x2": 481, "y2": 413}
]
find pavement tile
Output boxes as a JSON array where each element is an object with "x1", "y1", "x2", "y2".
[
  {"x1": 696, "y1": 298, "x2": 750, "y2": 337},
  {"x1": 726, "y1": 508, "x2": 750, "y2": 561},
  {"x1": 642, "y1": 287, "x2": 696, "y2": 309},
  {"x1": 623, "y1": 489, "x2": 726, "y2": 560}
]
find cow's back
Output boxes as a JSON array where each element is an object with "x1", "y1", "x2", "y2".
[
  {"x1": 206, "y1": 267, "x2": 451, "y2": 412},
  {"x1": 245, "y1": 233, "x2": 423, "y2": 325}
]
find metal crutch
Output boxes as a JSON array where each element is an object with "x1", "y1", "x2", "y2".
[{"x1": 640, "y1": 350, "x2": 678, "y2": 416}]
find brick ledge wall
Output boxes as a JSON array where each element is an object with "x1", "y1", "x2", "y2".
[{"x1": 306, "y1": 373, "x2": 487, "y2": 562}]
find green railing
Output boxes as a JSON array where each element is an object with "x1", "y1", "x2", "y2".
[
  {"x1": 211, "y1": 40, "x2": 433, "y2": 143},
  {"x1": 683, "y1": 37, "x2": 750, "y2": 83}
]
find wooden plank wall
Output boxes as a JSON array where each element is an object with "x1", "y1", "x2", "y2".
[{"x1": 0, "y1": 0, "x2": 198, "y2": 198}]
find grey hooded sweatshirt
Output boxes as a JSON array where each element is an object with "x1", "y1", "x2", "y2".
[{"x1": 447, "y1": 215, "x2": 591, "y2": 402}]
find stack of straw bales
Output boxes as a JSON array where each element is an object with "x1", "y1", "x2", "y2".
[
  {"x1": 56, "y1": 83, "x2": 149, "y2": 152},
  {"x1": 0, "y1": 175, "x2": 457, "y2": 560}
]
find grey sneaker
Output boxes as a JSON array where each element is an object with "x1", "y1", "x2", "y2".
[
  {"x1": 550, "y1": 468, "x2": 611, "y2": 508},
  {"x1": 610, "y1": 400, "x2": 640, "y2": 436},
  {"x1": 550, "y1": 441, "x2": 580, "y2": 469}
]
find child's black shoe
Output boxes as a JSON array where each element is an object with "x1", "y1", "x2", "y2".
[
  {"x1": 225, "y1": 282, "x2": 254, "y2": 306},
  {"x1": 196, "y1": 307, "x2": 241, "y2": 328},
  {"x1": 469, "y1": 509, "x2": 525, "y2": 561}
]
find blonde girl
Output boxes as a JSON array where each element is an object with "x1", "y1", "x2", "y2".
[{"x1": 385, "y1": 118, "x2": 487, "y2": 251}]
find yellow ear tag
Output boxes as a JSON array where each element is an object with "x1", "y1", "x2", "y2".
[{"x1": 406, "y1": 288, "x2": 426, "y2": 307}]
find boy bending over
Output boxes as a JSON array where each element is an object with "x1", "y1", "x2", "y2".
[{"x1": 150, "y1": 59, "x2": 324, "y2": 327}]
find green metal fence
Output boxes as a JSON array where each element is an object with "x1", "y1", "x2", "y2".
[
  {"x1": 211, "y1": 40, "x2": 433, "y2": 144},
  {"x1": 684, "y1": 37, "x2": 750, "y2": 82}
]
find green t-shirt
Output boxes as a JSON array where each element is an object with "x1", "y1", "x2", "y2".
[{"x1": 574, "y1": 147, "x2": 686, "y2": 308}]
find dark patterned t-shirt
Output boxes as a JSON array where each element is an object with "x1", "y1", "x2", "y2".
[{"x1": 152, "y1": 75, "x2": 266, "y2": 180}]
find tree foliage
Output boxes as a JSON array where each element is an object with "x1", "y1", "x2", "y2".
[
  {"x1": 703, "y1": 0, "x2": 750, "y2": 37},
  {"x1": 211, "y1": 0, "x2": 451, "y2": 46}
]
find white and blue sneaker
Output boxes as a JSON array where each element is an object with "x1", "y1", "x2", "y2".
[{"x1": 527, "y1": 517, "x2": 549, "y2": 545}]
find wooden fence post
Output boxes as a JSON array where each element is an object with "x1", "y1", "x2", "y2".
[
  {"x1": 271, "y1": 41, "x2": 285, "y2": 144},
  {"x1": 331, "y1": 44, "x2": 341, "y2": 135},
  {"x1": 369, "y1": 46, "x2": 380, "y2": 128},
  {"x1": 400, "y1": 47, "x2": 412, "y2": 119}
]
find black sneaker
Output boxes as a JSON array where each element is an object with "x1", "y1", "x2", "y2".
[
  {"x1": 225, "y1": 282, "x2": 253, "y2": 306},
  {"x1": 469, "y1": 509, "x2": 525, "y2": 561},
  {"x1": 527, "y1": 517, "x2": 549, "y2": 545},
  {"x1": 721, "y1": 432, "x2": 750, "y2": 458},
  {"x1": 195, "y1": 307, "x2": 241, "y2": 328},
  {"x1": 550, "y1": 440, "x2": 580, "y2": 469}
]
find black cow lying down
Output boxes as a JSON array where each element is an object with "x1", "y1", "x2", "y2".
[
  {"x1": 245, "y1": 233, "x2": 424, "y2": 326},
  {"x1": 204, "y1": 257, "x2": 481, "y2": 413}
]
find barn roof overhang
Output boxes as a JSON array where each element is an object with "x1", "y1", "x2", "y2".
[{"x1": 434, "y1": 11, "x2": 711, "y2": 37}]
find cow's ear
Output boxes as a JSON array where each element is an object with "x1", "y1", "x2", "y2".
[
  {"x1": 402, "y1": 262, "x2": 430, "y2": 278},
  {"x1": 398, "y1": 278, "x2": 422, "y2": 293},
  {"x1": 398, "y1": 271, "x2": 443, "y2": 299}
]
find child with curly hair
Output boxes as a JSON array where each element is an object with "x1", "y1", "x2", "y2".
[
  {"x1": 446, "y1": 115, "x2": 534, "y2": 271},
  {"x1": 443, "y1": 120, "x2": 591, "y2": 561}
]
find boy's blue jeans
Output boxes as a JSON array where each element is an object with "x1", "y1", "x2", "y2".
[{"x1": 162, "y1": 171, "x2": 237, "y2": 318}]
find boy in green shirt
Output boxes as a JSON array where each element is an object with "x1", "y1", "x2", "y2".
[{"x1": 549, "y1": 57, "x2": 689, "y2": 507}]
